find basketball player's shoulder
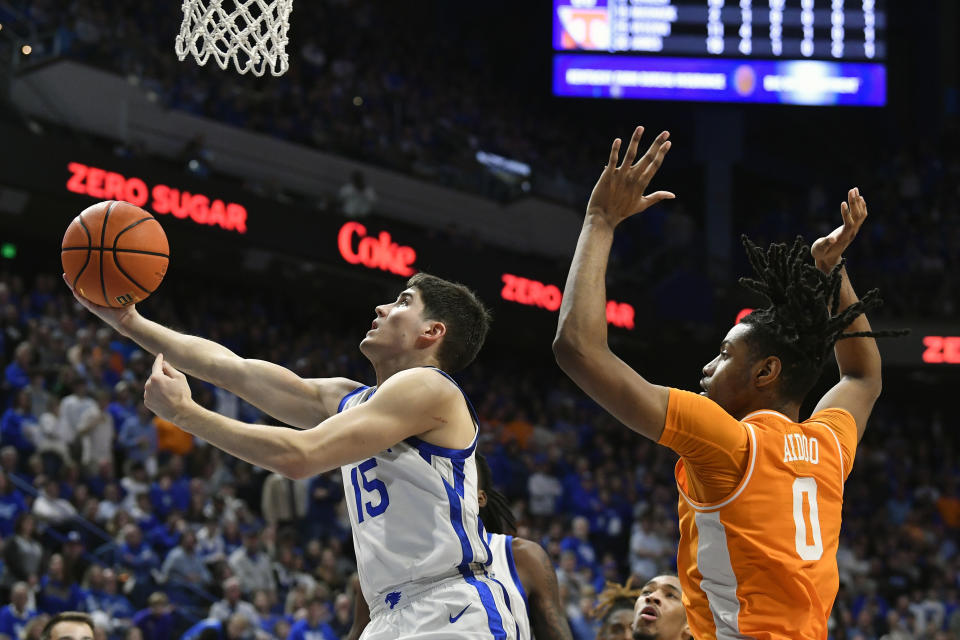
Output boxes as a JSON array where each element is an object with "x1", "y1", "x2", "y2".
[
  {"x1": 803, "y1": 405, "x2": 857, "y2": 434},
  {"x1": 511, "y1": 537, "x2": 553, "y2": 587},
  {"x1": 380, "y1": 367, "x2": 462, "y2": 403},
  {"x1": 377, "y1": 367, "x2": 462, "y2": 410}
]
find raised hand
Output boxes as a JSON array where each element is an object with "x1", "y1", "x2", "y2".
[
  {"x1": 144, "y1": 353, "x2": 194, "y2": 424},
  {"x1": 62, "y1": 273, "x2": 137, "y2": 334},
  {"x1": 586, "y1": 126, "x2": 675, "y2": 227},
  {"x1": 811, "y1": 187, "x2": 867, "y2": 272}
]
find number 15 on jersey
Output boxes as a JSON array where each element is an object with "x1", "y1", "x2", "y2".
[{"x1": 350, "y1": 458, "x2": 389, "y2": 523}]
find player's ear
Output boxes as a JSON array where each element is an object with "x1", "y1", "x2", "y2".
[
  {"x1": 754, "y1": 356, "x2": 782, "y2": 389},
  {"x1": 681, "y1": 623, "x2": 693, "y2": 640},
  {"x1": 477, "y1": 489, "x2": 488, "y2": 508},
  {"x1": 418, "y1": 321, "x2": 446, "y2": 346}
]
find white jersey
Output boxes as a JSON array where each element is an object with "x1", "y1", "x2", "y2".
[
  {"x1": 339, "y1": 369, "x2": 500, "y2": 619},
  {"x1": 487, "y1": 533, "x2": 531, "y2": 640}
]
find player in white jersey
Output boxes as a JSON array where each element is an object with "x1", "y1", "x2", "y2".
[
  {"x1": 67, "y1": 272, "x2": 518, "y2": 638},
  {"x1": 347, "y1": 453, "x2": 573, "y2": 640}
]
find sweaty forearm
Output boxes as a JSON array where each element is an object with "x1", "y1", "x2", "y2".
[
  {"x1": 828, "y1": 265, "x2": 881, "y2": 381},
  {"x1": 119, "y1": 311, "x2": 239, "y2": 386},
  {"x1": 554, "y1": 215, "x2": 616, "y2": 354}
]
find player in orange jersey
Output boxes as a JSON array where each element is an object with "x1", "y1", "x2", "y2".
[{"x1": 553, "y1": 126, "x2": 901, "y2": 639}]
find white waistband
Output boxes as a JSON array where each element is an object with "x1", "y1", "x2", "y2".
[{"x1": 368, "y1": 564, "x2": 487, "y2": 618}]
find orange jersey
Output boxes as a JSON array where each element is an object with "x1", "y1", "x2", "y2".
[{"x1": 659, "y1": 389, "x2": 858, "y2": 640}]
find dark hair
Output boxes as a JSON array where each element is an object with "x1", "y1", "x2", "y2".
[
  {"x1": 592, "y1": 577, "x2": 641, "y2": 624},
  {"x1": 407, "y1": 273, "x2": 492, "y2": 373},
  {"x1": 476, "y1": 453, "x2": 516, "y2": 536},
  {"x1": 738, "y1": 235, "x2": 905, "y2": 402},
  {"x1": 41, "y1": 612, "x2": 94, "y2": 640}
]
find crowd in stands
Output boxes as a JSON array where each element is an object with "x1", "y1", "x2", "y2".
[
  {"x1": 735, "y1": 120, "x2": 960, "y2": 322},
  {"x1": 0, "y1": 266, "x2": 956, "y2": 640},
  {"x1": 9, "y1": 0, "x2": 590, "y2": 206}
]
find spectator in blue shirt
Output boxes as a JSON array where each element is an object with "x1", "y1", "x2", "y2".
[
  {"x1": 133, "y1": 592, "x2": 176, "y2": 640},
  {"x1": 287, "y1": 596, "x2": 337, "y2": 640},
  {"x1": 85, "y1": 568, "x2": 134, "y2": 638},
  {"x1": 0, "y1": 470, "x2": 27, "y2": 537},
  {"x1": 0, "y1": 388, "x2": 37, "y2": 457},
  {"x1": 118, "y1": 404, "x2": 158, "y2": 470},
  {"x1": 116, "y1": 524, "x2": 159, "y2": 594},
  {"x1": 37, "y1": 554, "x2": 85, "y2": 614},
  {"x1": 3, "y1": 343, "x2": 31, "y2": 396},
  {"x1": 107, "y1": 382, "x2": 137, "y2": 434},
  {"x1": 0, "y1": 581, "x2": 37, "y2": 640},
  {"x1": 180, "y1": 613, "x2": 250, "y2": 640},
  {"x1": 560, "y1": 516, "x2": 598, "y2": 572}
]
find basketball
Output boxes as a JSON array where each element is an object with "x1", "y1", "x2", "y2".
[{"x1": 61, "y1": 200, "x2": 170, "y2": 308}]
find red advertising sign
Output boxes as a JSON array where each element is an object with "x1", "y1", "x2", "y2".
[
  {"x1": 66, "y1": 162, "x2": 247, "y2": 234},
  {"x1": 501, "y1": 273, "x2": 635, "y2": 330},
  {"x1": 922, "y1": 336, "x2": 960, "y2": 364},
  {"x1": 337, "y1": 222, "x2": 417, "y2": 277}
]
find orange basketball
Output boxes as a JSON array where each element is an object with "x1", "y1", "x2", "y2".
[{"x1": 61, "y1": 200, "x2": 169, "y2": 308}]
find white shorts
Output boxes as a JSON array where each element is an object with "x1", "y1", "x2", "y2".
[{"x1": 362, "y1": 573, "x2": 520, "y2": 640}]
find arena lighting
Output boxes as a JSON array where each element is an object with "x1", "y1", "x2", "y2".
[
  {"x1": 337, "y1": 222, "x2": 417, "y2": 277},
  {"x1": 501, "y1": 273, "x2": 635, "y2": 330},
  {"x1": 65, "y1": 162, "x2": 247, "y2": 234},
  {"x1": 21, "y1": 45, "x2": 32, "y2": 55},
  {"x1": 922, "y1": 336, "x2": 960, "y2": 364}
]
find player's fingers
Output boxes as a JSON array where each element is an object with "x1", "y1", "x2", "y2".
[
  {"x1": 645, "y1": 191, "x2": 676, "y2": 204},
  {"x1": 622, "y1": 126, "x2": 644, "y2": 169},
  {"x1": 162, "y1": 360, "x2": 185, "y2": 381},
  {"x1": 634, "y1": 131, "x2": 670, "y2": 172},
  {"x1": 639, "y1": 139, "x2": 671, "y2": 182},
  {"x1": 152, "y1": 353, "x2": 164, "y2": 377},
  {"x1": 840, "y1": 201, "x2": 853, "y2": 227},
  {"x1": 606, "y1": 138, "x2": 621, "y2": 170}
]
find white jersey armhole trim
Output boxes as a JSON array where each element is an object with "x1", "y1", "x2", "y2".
[{"x1": 808, "y1": 420, "x2": 846, "y2": 493}]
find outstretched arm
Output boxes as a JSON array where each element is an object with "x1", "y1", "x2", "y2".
[
  {"x1": 811, "y1": 188, "x2": 882, "y2": 441},
  {"x1": 64, "y1": 276, "x2": 357, "y2": 429},
  {"x1": 143, "y1": 356, "x2": 463, "y2": 478},
  {"x1": 553, "y1": 126, "x2": 674, "y2": 442},
  {"x1": 513, "y1": 538, "x2": 573, "y2": 640}
]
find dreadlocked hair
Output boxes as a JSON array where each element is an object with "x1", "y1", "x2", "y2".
[
  {"x1": 476, "y1": 453, "x2": 517, "y2": 536},
  {"x1": 592, "y1": 576, "x2": 642, "y2": 623},
  {"x1": 738, "y1": 235, "x2": 908, "y2": 401}
]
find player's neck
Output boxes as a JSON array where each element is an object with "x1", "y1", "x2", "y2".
[
  {"x1": 372, "y1": 354, "x2": 442, "y2": 386},
  {"x1": 735, "y1": 397, "x2": 800, "y2": 422}
]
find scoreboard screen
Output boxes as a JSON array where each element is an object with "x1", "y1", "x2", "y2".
[{"x1": 552, "y1": 0, "x2": 887, "y2": 106}]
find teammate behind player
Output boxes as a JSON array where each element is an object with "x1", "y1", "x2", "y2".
[
  {"x1": 68, "y1": 273, "x2": 520, "y2": 639},
  {"x1": 553, "y1": 126, "x2": 899, "y2": 638},
  {"x1": 592, "y1": 576, "x2": 689, "y2": 640},
  {"x1": 347, "y1": 453, "x2": 573, "y2": 640}
]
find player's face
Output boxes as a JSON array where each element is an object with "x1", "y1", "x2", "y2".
[
  {"x1": 699, "y1": 322, "x2": 757, "y2": 418},
  {"x1": 632, "y1": 576, "x2": 687, "y2": 640},
  {"x1": 599, "y1": 608, "x2": 635, "y2": 640},
  {"x1": 49, "y1": 622, "x2": 95, "y2": 640},
  {"x1": 360, "y1": 288, "x2": 437, "y2": 359}
]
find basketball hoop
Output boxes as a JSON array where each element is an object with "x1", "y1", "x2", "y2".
[{"x1": 175, "y1": 0, "x2": 294, "y2": 77}]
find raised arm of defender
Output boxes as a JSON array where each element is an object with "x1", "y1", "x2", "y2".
[
  {"x1": 64, "y1": 275, "x2": 358, "y2": 429},
  {"x1": 810, "y1": 188, "x2": 883, "y2": 441},
  {"x1": 553, "y1": 126, "x2": 674, "y2": 442}
]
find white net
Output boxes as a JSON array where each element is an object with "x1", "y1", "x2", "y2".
[{"x1": 175, "y1": 0, "x2": 294, "y2": 77}]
